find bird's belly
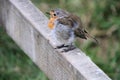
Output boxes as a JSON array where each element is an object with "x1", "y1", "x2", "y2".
[{"x1": 55, "y1": 24, "x2": 71, "y2": 43}]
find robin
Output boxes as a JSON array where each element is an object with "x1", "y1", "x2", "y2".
[{"x1": 47, "y1": 8, "x2": 98, "y2": 52}]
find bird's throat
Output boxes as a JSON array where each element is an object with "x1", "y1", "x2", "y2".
[{"x1": 48, "y1": 17, "x2": 57, "y2": 29}]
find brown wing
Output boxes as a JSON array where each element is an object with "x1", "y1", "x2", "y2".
[
  {"x1": 57, "y1": 16, "x2": 74, "y2": 28},
  {"x1": 57, "y1": 12, "x2": 98, "y2": 43},
  {"x1": 57, "y1": 14, "x2": 87, "y2": 39},
  {"x1": 74, "y1": 28, "x2": 88, "y2": 39},
  {"x1": 69, "y1": 14, "x2": 88, "y2": 39},
  {"x1": 71, "y1": 15, "x2": 99, "y2": 43}
]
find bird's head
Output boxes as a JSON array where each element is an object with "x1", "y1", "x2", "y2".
[
  {"x1": 49, "y1": 9, "x2": 69, "y2": 18},
  {"x1": 47, "y1": 8, "x2": 69, "y2": 29}
]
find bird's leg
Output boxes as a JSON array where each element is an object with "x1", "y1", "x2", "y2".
[{"x1": 62, "y1": 43, "x2": 76, "y2": 52}]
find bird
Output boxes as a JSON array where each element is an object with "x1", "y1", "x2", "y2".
[{"x1": 47, "y1": 8, "x2": 98, "y2": 52}]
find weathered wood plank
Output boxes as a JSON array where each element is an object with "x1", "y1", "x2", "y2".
[{"x1": 0, "y1": 0, "x2": 111, "y2": 80}]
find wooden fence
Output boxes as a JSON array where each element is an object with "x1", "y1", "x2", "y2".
[{"x1": 0, "y1": 0, "x2": 111, "y2": 80}]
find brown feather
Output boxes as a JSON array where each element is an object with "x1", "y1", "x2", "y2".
[
  {"x1": 56, "y1": 10, "x2": 98, "y2": 43},
  {"x1": 67, "y1": 14, "x2": 87, "y2": 39}
]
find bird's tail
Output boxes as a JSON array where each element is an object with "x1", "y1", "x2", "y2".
[{"x1": 85, "y1": 32, "x2": 99, "y2": 44}]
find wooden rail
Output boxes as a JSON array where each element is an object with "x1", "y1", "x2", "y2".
[{"x1": 0, "y1": 0, "x2": 111, "y2": 80}]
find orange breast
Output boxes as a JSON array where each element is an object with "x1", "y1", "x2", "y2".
[{"x1": 48, "y1": 17, "x2": 56, "y2": 29}]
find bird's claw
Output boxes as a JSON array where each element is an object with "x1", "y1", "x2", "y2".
[
  {"x1": 55, "y1": 44, "x2": 65, "y2": 49},
  {"x1": 61, "y1": 46, "x2": 76, "y2": 52},
  {"x1": 55, "y1": 44, "x2": 76, "y2": 52}
]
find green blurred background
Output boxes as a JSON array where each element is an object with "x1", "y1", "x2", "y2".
[{"x1": 0, "y1": 0, "x2": 120, "y2": 80}]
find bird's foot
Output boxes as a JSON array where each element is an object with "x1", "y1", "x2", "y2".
[{"x1": 62, "y1": 46, "x2": 76, "y2": 52}]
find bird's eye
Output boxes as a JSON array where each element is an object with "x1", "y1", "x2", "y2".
[{"x1": 53, "y1": 14, "x2": 56, "y2": 16}]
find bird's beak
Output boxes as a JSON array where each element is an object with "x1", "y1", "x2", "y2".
[{"x1": 45, "y1": 12, "x2": 50, "y2": 15}]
